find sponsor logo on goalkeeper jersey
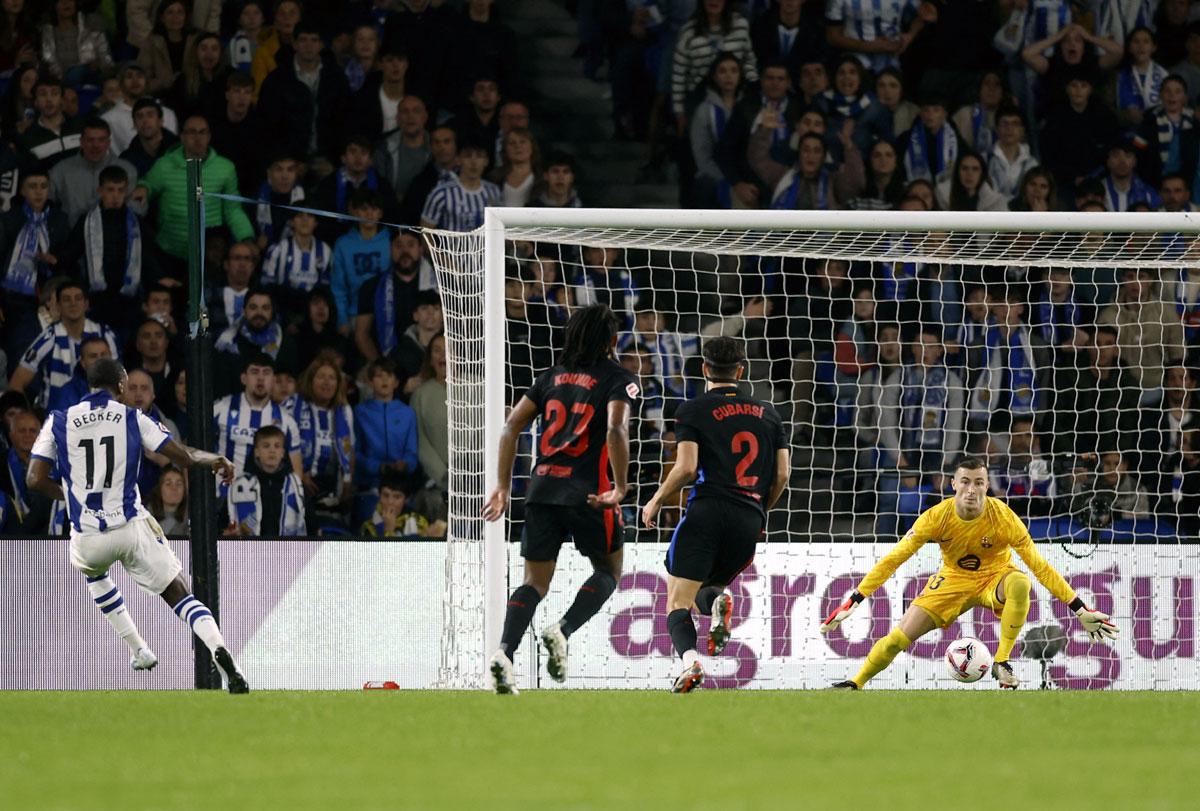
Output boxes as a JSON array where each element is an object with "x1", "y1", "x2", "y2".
[
  {"x1": 957, "y1": 554, "x2": 982, "y2": 571},
  {"x1": 711, "y1": 402, "x2": 765, "y2": 421}
]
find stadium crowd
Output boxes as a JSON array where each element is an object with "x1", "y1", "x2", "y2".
[{"x1": 0, "y1": 0, "x2": 1197, "y2": 540}]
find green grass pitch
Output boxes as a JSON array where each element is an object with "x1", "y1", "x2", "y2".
[{"x1": 3, "y1": 691, "x2": 1198, "y2": 810}]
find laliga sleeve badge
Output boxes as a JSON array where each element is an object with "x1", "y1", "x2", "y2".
[{"x1": 626, "y1": 382, "x2": 640, "y2": 399}]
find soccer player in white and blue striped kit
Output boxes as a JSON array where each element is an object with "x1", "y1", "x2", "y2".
[{"x1": 27, "y1": 359, "x2": 250, "y2": 693}]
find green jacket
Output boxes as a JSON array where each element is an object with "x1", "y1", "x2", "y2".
[{"x1": 138, "y1": 144, "x2": 253, "y2": 258}]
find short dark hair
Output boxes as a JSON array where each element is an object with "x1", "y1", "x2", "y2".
[
  {"x1": 253, "y1": 424, "x2": 286, "y2": 445},
  {"x1": 132, "y1": 96, "x2": 163, "y2": 117},
  {"x1": 98, "y1": 165, "x2": 130, "y2": 186},
  {"x1": 543, "y1": 150, "x2": 576, "y2": 173},
  {"x1": 242, "y1": 352, "x2": 275, "y2": 373},
  {"x1": 702, "y1": 336, "x2": 746, "y2": 381},
  {"x1": 379, "y1": 474, "x2": 408, "y2": 495},
  {"x1": 343, "y1": 134, "x2": 373, "y2": 153},
  {"x1": 348, "y1": 188, "x2": 384, "y2": 211},
  {"x1": 226, "y1": 71, "x2": 255, "y2": 91},
  {"x1": 87, "y1": 358, "x2": 126, "y2": 390},
  {"x1": 457, "y1": 140, "x2": 489, "y2": 157},
  {"x1": 1162, "y1": 172, "x2": 1192, "y2": 190},
  {"x1": 954, "y1": 455, "x2": 987, "y2": 473},
  {"x1": 413, "y1": 289, "x2": 441, "y2": 310},
  {"x1": 34, "y1": 74, "x2": 64, "y2": 94},
  {"x1": 368, "y1": 357, "x2": 398, "y2": 379},
  {"x1": 293, "y1": 19, "x2": 323, "y2": 40},
  {"x1": 56, "y1": 279, "x2": 88, "y2": 301},
  {"x1": 82, "y1": 117, "x2": 111, "y2": 135}
]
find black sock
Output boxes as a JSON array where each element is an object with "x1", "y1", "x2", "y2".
[
  {"x1": 694, "y1": 586, "x2": 723, "y2": 615},
  {"x1": 667, "y1": 608, "x2": 697, "y2": 659},
  {"x1": 559, "y1": 570, "x2": 617, "y2": 638},
  {"x1": 499, "y1": 584, "x2": 542, "y2": 660}
]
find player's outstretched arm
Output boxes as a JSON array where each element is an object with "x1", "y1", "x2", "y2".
[
  {"x1": 642, "y1": 440, "x2": 698, "y2": 529},
  {"x1": 481, "y1": 396, "x2": 539, "y2": 522},
  {"x1": 1010, "y1": 529, "x2": 1120, "y2": 643},
  {"x1": 821, "y1": 527, "x2": 928, "y2": 633},
  {"x1": 26, "y1": 457, "x2": 64, "y2": 502},
  {"x1": 766, "y1": 448, "x2": 790, "y2": 512},
  {"x1": 158, "y1": 440, "x2": 235, "y2": 485},
  {"x1": 587, "y1": 400, "x2": 631, "y2": 509}
]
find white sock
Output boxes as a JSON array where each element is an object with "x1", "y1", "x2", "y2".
[
  {"x1": 681, "y1": 649, "x2": 699, "y2": 668},
  {"x1": 171, "y1": 594, "x2": 227, "y2": 654},
  {"x1": 86, "y1": 575, "x2": 147, "y2": 654}
]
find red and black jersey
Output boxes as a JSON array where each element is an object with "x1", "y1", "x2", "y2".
[
  {"x1": 673, "y1": 387, "x2": 787, "y2": 516},
  {"x1": 523, "y1": 360, "x2": 639, "y2": 506}
]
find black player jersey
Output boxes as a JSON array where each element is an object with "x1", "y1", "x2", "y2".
[
  {"x1": 523, "y1": 360, "x2": 639, "y2": 506},
  {"x1": 674, "y1": 387, "x2": 787, "y2": 515}
]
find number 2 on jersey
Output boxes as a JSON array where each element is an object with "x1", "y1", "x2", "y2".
[
  {"x1": 731, "y1": 431, "x2": 759, "y2": 488},
  {"x1": 539, "y1": 399, "x2": 595, "y2": 457},
  {"x1": 79, "y1": 436, "x2": 116, "y2": 489}
]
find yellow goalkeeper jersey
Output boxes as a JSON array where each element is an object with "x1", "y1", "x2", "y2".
[{"x1": 855, "y1": 496, "x2": 1076, "y2": 604}]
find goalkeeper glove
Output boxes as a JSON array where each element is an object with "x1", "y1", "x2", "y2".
[
  {"x1": 820, "y1": 591, "x2": 864, "y2": 633},
  {"x1": 1070, "y1": 597, "x2": 1119, "y2": 643}
]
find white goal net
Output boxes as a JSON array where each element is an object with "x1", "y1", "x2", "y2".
[{"x1": 429, "y1": 209, "x2": 1200, "y2": 691}]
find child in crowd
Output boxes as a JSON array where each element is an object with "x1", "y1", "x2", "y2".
[{"x1": 227, "y1": 425, "x2": 307, "y2": 537}]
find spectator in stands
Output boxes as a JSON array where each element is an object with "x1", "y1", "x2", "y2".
[
  {"x1": 123, "y1": 366, "x2": 176, "y2": 492},
  {"x1": 1100, "y1": 449, "x2": 1154, "y2": 529},
  {"x1": 227, "y1": 424, "x2": 307, "y2": 536},
  {"x1": 690, "y1": 53, "x2": 744, "y2": 209},
  {"x1": 845, "y1": 139, "x2": 906, "y2": 210},
  {"x1": 450, "y1": 76, "x2": 501, "y2": 163},
  {"x1": 262, "y1": 210, "x2": 332, "y2": 318},
  {"x1": 49, "y1": 119, "x2": 137, "y2": 228},
  {"x1": 209, "y1": 72, "x2": 265, "y2": 198},
  {"x1": 491, "y1": 127, "x2": 540, "y2": 207},
  {"x1": 17, "y1": 76, "x2": 82, "y2": 171},
  {"x1": 249, "y1": 0, "x2": 301, "y2": 92},
  {"x1": 292, "y1": 353, "x2": 355, "y2": 528},
  {"x1": 969, "y1": 290, "x2": 1042, "y2": 431},
  {"x1": 133, "y1": 114, "x2": 254, "y2": 276},
  {"x1": 167, "y1": 31, "x2": 228, "y2": 119},
  {"x1": 410, "y1": 332, "x2": 448, "y2": 496},
  {"x1": 1144, "y1": 365, "x2": 1199, "y2": 503},
  {"x1": 985, "y1": 107, "x2": 1038, "y2": 203},
  {"x1": 1173, "y1": 21, "x2": 1200, "y2": 101},
  {"x1": 0, "y1": 2, "x2": 38, "y2": 80},
  {"x1": 258, "y1": 21, "x2": 351, "y2": 165},
  {"x1": 825, "y1": 0, "x2": 930, "y2": 75},
  {"x1": 2, "y1": 407, "x2": 57, "y2": 534},
  {"x1": 390, "y1": 289, "x2": 443, "y2": 398},
  {"x1": 138, "y1": 0, "x2": 197, "y2": 96},
  {"x1": 530, "y1": 151, "x2": 583, "y2": 208},
  {"x1": 56, "y1": 165, "x2": 147, "y2": 334},
  {"x1": 331, "y1": 190, "x2": 391, "y2": 333},
  {"x1": 7, "y1": 280, "x2": 118, "y2": 408},
  {"x1": 451, "y1": 0, "x2": 520, "y2": 106},
  {"x1": 294, "y1": 288, "x2": 353, "y2": 370},
  {"x1": 142, "y1": 283, "x2": 179, "y2": 341},
  {"x1": 989, "y1": 415, "x2": 1055, "y2": 518},
  {"x1": 39, "y1": 0, "x2": 112, "y2": 87},
  {"x1": 419, "y1": 141, "x2": 501, "y2": 231},
  {"x1": 361, "y1": 475, "x2": 440, "y2": 538},
  {"x1": 493, "y1": 99, "x2": 532, "y2": 167},
  {"x1": 1159, "y1": 172, "x2": 1198, "y2": 211},
  {"x1": 355, "y1": 229, "x2": 437, "y2": 363},
  {"x1": 130, "y1": 317, "x2": 174, "y2": 407},
  {"x1": 401, "y1": 124, "x2": 457, "y2": 224},
  {"x1": 1038, "y1": 67, "x2": 1118, "y2": 206},
  {"x1": 46, "y1": 333, "x2": 110, "y2": 413},
  {"x1": 311, "y1": 136, "x2": 399, "y2": 244},
  {"x1": 1177, "y1": 427, "x2": 1200, "y2": 536},
  {"x1": 671, "y1": 0, "x2": 758, "y2": 133},
  {"x1": 852, "y1": 319, "x2": 901, "y2": 467},
  {"x1": 750, "y1": 0, "x2": 827, "y2": 82},
  {"x1": 228, "y1": 1, "x2": 265, "y2": 74},
  {"x1": 816, "y1": 56, "x2": 892, "y2": 162},
  {"x1": 1117, "y1": 27, "x2": 1167, "y2": 127},
  {"x1": 102, "y1": 63, "x2": 179, "y2": 156},
  {"x1": 951, "y1": 70, "x2": 1004, "y2": 157},
  {"x1": 937, "y1": 151, "x2": 1008, "y2": 212},
  {"x1": 344, "y1": 24, "x2": 381, "y2": 94},
  {"x1": 1, "y1": 170, "x2": 69, "y2": 373},
  {"x1": 1029, "y1": 266, "x2": 1085, "y2": 356},
  {"x1": 128, "y1": 0, "x2": 219, "y2": 50},
  {"x1": 147, "y1": 466, "x2": 189, "y2": 535},
  {"x1": 117, "y1": 97, "x2": 178, "y2": 179},
  {"x1": 374, "y1": 95, "x2": 430, "y2": 200},
  {"x1": 350, "y1": 43, "x2": 406, "y2": 141},
  {"x1": 215, "y1": 289, "x2": 299, "y2": 394},
  {"x1": 213, "y1": 353, "x2": 303, "y2": 479},
  {"x1": 899, "y1": 92, "x2": 959, "y2": 185},
  {"x1": 1, "y1": 64, "x2": 38, "y2": 145},
  {"x1": 1047, "y1": 325, "x2": 1141, "y2": 457},
  {"x1": 1135, "y1": 74, "x2": 1197, "y2": 187},
  {"x1": 1021, "y1": 23, "x2": 1122, "y2": 117},
  {"x1": 253, "y1": 152, "x2": 304, "y2": 248},
  {"x1": 1097, "y1": 268, "x2": 1185, "y2": 403},
  {"x1": 713, "y1": 60, "x2": 795, "y2": 210},
  {"x1": 207, "y1": 240, "x2": 256, "y2": 333},
  {"x1": 875, "y1": 67, "x2": 919, "y2": 138},
  {"x1": 1008, "y1": 166, "x2": 1057, "y2": 212},
  {"x1": 354, "y1": 357, "x2": 418, "y2": 517},
  {"x1": 382, "y1": 0, "x2": 452, "y2": 115},
  {"x1": 751, "y1": 127, "x2": 863, "y2": 210}
]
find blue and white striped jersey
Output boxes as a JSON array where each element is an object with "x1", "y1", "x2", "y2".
[
  {"x1": 30, "y1": 391, "x2": 170, "y2": 533},
  {"x1": 825, "y1": 0, "x2": 917, "y2": 72},
  {"x1": 19, "y1": 320, "x2": 120, "y2": 407},
  {"x1": 212, "y1": 393, "x2": 301, "y2": 477},
  {"x1": 262, "y1": 236, "x2": 333, "y2": 292},
  {"x1": 420, "y1": 177, "x2": 502, "y2": 232}
]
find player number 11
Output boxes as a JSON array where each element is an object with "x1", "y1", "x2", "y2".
[{"x1": 78, "y1": 436, "x2": 116, "y2": 490}]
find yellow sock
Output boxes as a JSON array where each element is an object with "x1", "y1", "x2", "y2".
[
  {"x1": 852, "y1": 627, "x2": 912, "y2": 688},
  {"x1": 995, "y1": 572, "x2": 1031, "y2": 663}
]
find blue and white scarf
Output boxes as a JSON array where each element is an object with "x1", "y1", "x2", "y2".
[
  {"x1": 3, "y1": 204, "x2": 48, "y2": 296},
  {"x1": 263, "y1": 237, "x2": 331, "y2": 292},
  {"x1": 228, "y1": 470, "x2": 306, "y2": 536},
  {"x1": 216, "y1": 318, "x2": 284, "y2": 358},
  {"x1": 771, "y1": 167, "x2": 831, "y2": 210},
  {"x1": 971, "y1": 324, "x2": 1039, "y2": 420},
  {"x1": 83, "y1": 204, "x2": 141, "y2": 297},
  {"x1": 900, "y1": 363, "x2": 949, "y2": 451},
  {"x1": 255, "y1": 182, "x2": 305, "y2": 243},
  {"x1": 1149, "y1": 106, "x2": 1195, "y2": 171},
  {"x1": 708, "y1": 101, "x2": 734, "y2": 207},
  {"x1": 293, "y1": 397, "x2": 353, "y2": 486},
  {"x1": 822, "y1": 89, "x2": 873, "y2": 120},
  {"x1": 1033, "y1": 290, "x2": 1081, "y2": 346},
  {"x1": 7, "y1": 449, "x2": 29, "y2": 521},
  {"x1": 374, "y1": 272, "x2": 402, "y2": 356},
  {"x1": 904, "y1": 124, "x2": 958, "y2": 183},
  {"x1": 574, "y1": 266, "x2": 637, "y2": 326},
  {"x1": 1117, "y1": 62, "x2": 1167, "y2": 111},
  {"x1": 880, "y1": 261, "x2": 917, "y2": 301},
  {"x1": 335, "y1": 168, "x2": 379, "y2": 213},
  {"x1": 925, "y1": 273, "x2": 961, "y2": 336},
  {"x1": 1105, "y1": 174, "x2": 1160, "y2": 210},
  {"x1": 1176, "y1": 269, "x2": 1200, "y2": 342}
]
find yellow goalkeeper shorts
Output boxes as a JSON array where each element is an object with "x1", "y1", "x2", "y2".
[{"x1": 910, "y1": 566, "x2": 1022, "y2": 628}]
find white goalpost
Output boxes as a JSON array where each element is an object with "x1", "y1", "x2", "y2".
[{"x1": 428, "y1": 208, "x2": 1200, "y2": 691}]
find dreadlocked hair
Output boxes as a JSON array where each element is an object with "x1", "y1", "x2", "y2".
[{"x1": 560, "y1": 304, "x2": 620, "y2": 369}]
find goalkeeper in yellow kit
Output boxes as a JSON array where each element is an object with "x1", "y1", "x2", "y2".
[{"x1": 821, "y1": 456, "x2": 1120, "y2": 689}]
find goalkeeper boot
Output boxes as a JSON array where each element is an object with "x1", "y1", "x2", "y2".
[
  {"x1": 708, "y1": 591, "x2": 734, "y2": 655},
  {"x1": 489, "y1": 650, "x2": 519, "y2": 696},
  {"x1": 213, "y1": 647, "x2": 250, "y2": 694},
  {"x1": 829, "y1": 680, "x2": 859, "y2": 690},
  {"x1": 992, "y1": 660, "x2": 1019, "y2": 690},
  {"x1": 130, "y1": 647, "x2": 158, "y2": 671},
  {"x1": 540, "y1": 623, "x2": 568, "y2": 683},
  {"x1": 671, "y1": 661, "x2": 704, "y2": 694}
]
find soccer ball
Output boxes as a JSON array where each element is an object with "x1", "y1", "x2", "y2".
[{"x1": 945, "y1": 637, "x2": 992, "y2": 683}]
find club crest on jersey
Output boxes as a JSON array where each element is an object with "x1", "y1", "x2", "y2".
[
  {"x1": 626, "y1": 382, "x2": 640, "y2": 399},
  {"x1": 980, "y1": 535, "x2": 993, "y2": 548}
]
